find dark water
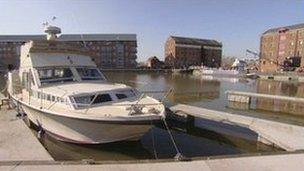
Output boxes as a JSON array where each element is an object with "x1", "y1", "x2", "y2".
[{"x1": 2, "y1": 72, "x2": 304, "y2": 161}]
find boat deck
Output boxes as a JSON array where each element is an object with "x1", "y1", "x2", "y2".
[{"x1": 1, "y1": 152, "x2": 304, "y2": 171}]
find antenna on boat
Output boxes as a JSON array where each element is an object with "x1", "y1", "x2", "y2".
[
  {"x1": 52, "y1": 16, "x2": 57, "y2": 21},
  {"x1": 44, "y1": 25, "x2": 61, "y2": 41},
  {"x1": 43, "y1": 16, "x2": 61, "y2": 41}
]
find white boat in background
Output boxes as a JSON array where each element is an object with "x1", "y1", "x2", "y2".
[
  {"x1": 200, "y1": 68, "x2": 242, "y2": 76},
  {"x1": 201, "y1": 75, "x2": 240, "y2": 83},
  {"x1": 195, "y1": 67, "x2": 258, "y2": 79},
  {"x1": 194, "y1": 58, "x2": 258, "y2": 79},
  {"x1": 193, "y1": 65, "x2": 245, "y2": 78},
  {"x1": 7, "y1": 25, "x2": 165, "y2": 144}
]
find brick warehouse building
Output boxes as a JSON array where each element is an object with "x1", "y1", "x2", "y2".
[
  {"x1": 0, "y1": 34, "x2": 137, "y2": 69},
  {"x1": 260, "y1": 23, "x2": 304, "y2": 72},
  {"x1": 165, "y1": 36, "x2": 222, "y2": 68}
]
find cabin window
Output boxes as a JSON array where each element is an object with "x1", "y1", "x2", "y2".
[
  {"x1": 37, "y1": 68, "x2": 74, "y2": 84},
  {"x1": 76, "y1": 67, "x2": 104, "y2": 80},
  {"x1": 73, "y1": 93, "x2": 112, "y2": 108},
  {"x1": 74, "y1": 95, "x2": 92, "y2": 105},
  {"x1": 47, "y1": 94, "x2": 51, "y2": 101},
  {"x1": 92, "y1": 94, "x2": 112, "y2": 104},
  {"x1": 116, "y1": 94, "x2": 127, "y2": 99},
  {"x1": 115, "y1": 89, "x2": 136, "y2": 100},
  {"x1": 32, "y1": 90, "x2": 67, "y2": 104}
]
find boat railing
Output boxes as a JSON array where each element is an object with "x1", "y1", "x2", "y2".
[
  {"x1": 68, "y1": 101, "x2": 163, "y2": 108},
  {"x1": 66, "y1": 100, "x2": 163, "y2": 115}
]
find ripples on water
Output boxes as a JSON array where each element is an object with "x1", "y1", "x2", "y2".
[{"x1": 2, "y1": 72, "x2": 304, "y2": 161}]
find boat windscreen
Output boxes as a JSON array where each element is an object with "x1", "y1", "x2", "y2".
[
  {"x1": 37, "y1": 68, "x2": 75, "y2": 84},
  {"x1": 115, "y1": 89, "x2": 136, "y2": 100},
  {"x1": 76, "y1": 67, "x2": 104, "y2": 80},
  {"x1": 73, "y1": 93, "x2": 112, "y2": 108}
]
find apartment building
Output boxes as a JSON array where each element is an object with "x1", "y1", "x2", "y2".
[{"x1": 0, "y1": 34, "x2": 137, "y2": 69}]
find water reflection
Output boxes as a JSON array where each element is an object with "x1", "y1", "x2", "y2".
[
  {"x1": 257, "y1": 80, "x2": 304, "y2": 97},
  {"x1": 165, "y1": 75, "x2": 220, "y2": 104},
  {"x1": 40, "y1": 133, "x2": 152, "y2": 161},
  {"x1": 255, "y1": 80, "x2": 304, "y2": 116},
  {"x1": 201, "y1": 75, "x2": 242, "y2": 83},
  {"x1": 105, "y1": 72, "x2": 221, "y2": 104}
]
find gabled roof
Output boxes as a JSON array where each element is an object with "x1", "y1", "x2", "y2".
[
  {"x1": 170, "y1": 36, "x2": 222, "y2": 46},
  {"x1": 0, "y1": 34, "x2": 137, "y2": 42},
  {"x1": 263, "y1": 23, "x2": 304, "y2": 34}
]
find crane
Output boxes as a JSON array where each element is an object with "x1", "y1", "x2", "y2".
[
  {"x1": 246, "y1": 49, "x2": 259, "y2": 58},
  {"x1": 246, "y1": 49, "x2": 287, "y2": 68}
]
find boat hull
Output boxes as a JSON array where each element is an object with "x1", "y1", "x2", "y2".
[{"x1": 19, "y1": 102, "x2": 159, "y2": 144}]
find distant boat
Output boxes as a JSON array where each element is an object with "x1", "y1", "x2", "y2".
[
  {"x1": 7, "y1": 25, "x2": 166, "y2": 144},
  {"x1": 193, "y1": 67, "x2": 244, "y2": 77},
  {"x1": 172, "y1": 68, "x2": 194, "y2": 74},
  {"x1": 245, "y1": 73, "x2": 259, "y2": 79},
  {"x1": 194, "y1": 67, "x2": 258, "y2": 79}
]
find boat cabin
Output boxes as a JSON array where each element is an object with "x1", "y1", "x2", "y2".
[{"x1": 13, "y1": 30, "x2": 137, "y2": 110}]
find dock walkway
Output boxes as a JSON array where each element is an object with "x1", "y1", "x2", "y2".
[
  {"x1": 1, "y1": 152, "x2": 304, "y2": 171},
  {"x1": 170, "y1": 104, "x2": 304, "y2": 151},
  {"x1": 0, "y1": 108, "x2": 53, "y2": 161}
]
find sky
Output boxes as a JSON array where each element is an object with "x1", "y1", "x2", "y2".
[{"x1": 0, "y1": 0, "x2": 303, "y2": 62}]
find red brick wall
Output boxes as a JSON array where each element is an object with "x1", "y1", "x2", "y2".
[
  {"x1": 164, "y1": 37, "x2": 222, "y2": 68},
  {"x1": 260, "y1": 28, "x2": 304, "y2": 72}
]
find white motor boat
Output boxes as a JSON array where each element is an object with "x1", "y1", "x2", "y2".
[
  {"x1": 7, "y1": 25, "x2": 166, "y2": 144},
  {"x1": 200, "y1": 67, "x2": 242, "y2": 77}
]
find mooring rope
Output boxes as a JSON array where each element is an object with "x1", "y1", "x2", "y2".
[
  {"x1": 162, "y1": 117, "x2": 182, "y2": 158},
  {"x1": 158, "y1": 87, "x2": 184, "y2": 160}
]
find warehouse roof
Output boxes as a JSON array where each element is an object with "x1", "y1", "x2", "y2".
[
  {"x1": 170, "y1": 36, "x2": 222, "y2": 46},
  {"x1": 263, "y1": 23, "x2": 304, "y2": 34},
  {"x1": 0, "y1": 34, "x2": 137, "y2": 42}
]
